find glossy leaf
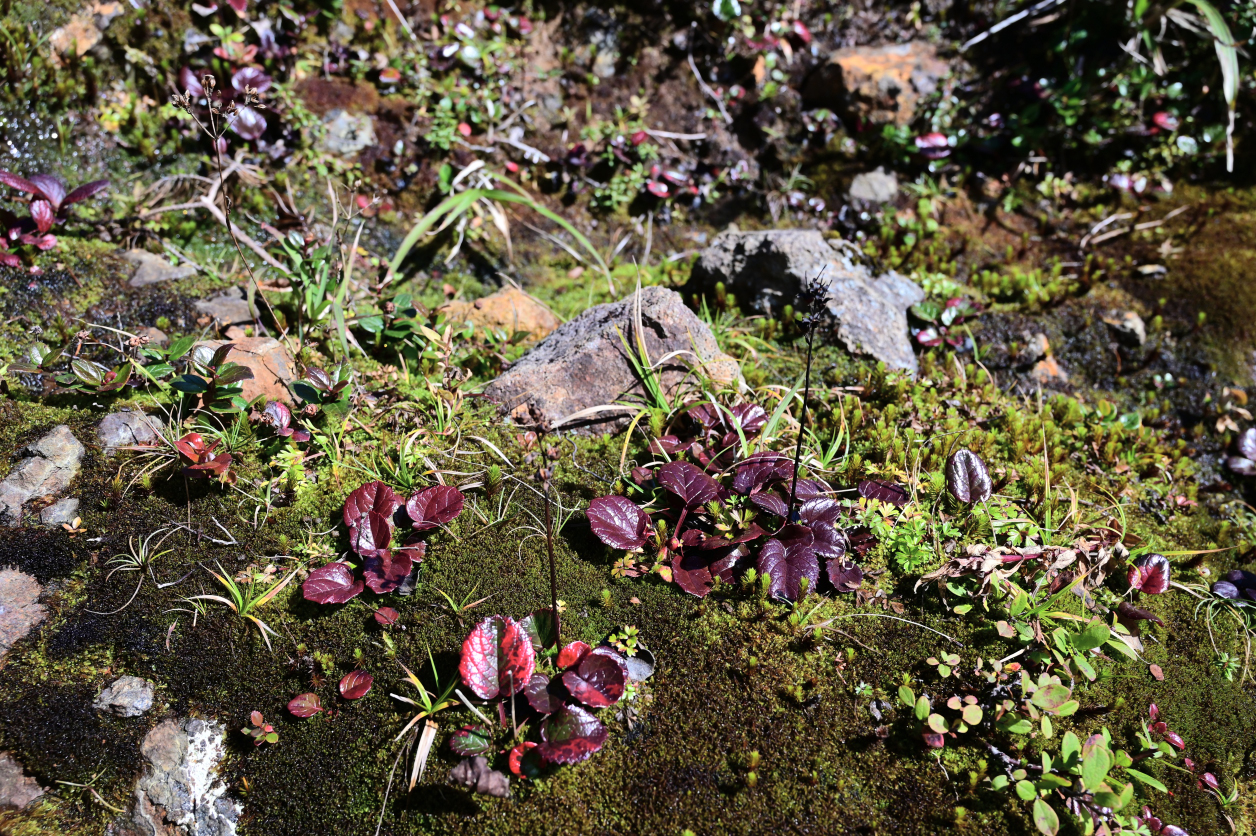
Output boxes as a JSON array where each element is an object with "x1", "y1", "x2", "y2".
[
  {"x1": 450, "y1": 725, "x2": 494, "y2": 757},
  {"x1": 352, "y1": 510, "x2": 393, "y2": 557},
  {"x1": 857, "y1": 479, "x2": 909, "y2": 507},
  {"x1": 459, "y1": 615, "x2": 536, "y2": 700},
  {"x1": 798, "y1": 497, "x2": 842, "y2": 527},
  {"x1": 658, "y1": 461, "x2": 721, "y2": 509},
  {"x1": 343, "y1": 481, "x2": 402, "y2": 533},
  {"x1": 587, "y1": 496, "x2": 650, "y2": 550},
  {"x1": 508, "y1": 741, "x2": 542, "y2": 778},
  {"x1": 946, "y1": 449, "x2": 992, "y2": 504},
  {"x1": 557, "y1": 641, "x2": 590, "y2": 670},
  {"x1": 302, "y1": 561, "x2": 364, "y2": 604},
  {"x1": 756, "y1": 525, "x2": 819, "y2": 601},
  {"x1": 62, "y1": 179, "x2": 109, "y2": 207},
  {"x1": 826, "y1": 559, "x2": 864, "y2": 592},
  {"x1": 538, "y1": 705, "x2": 608, "y2": 765},
  {"x1": 1032, "y1": 797, "x2": 1060, "y2": 836},
  {"x1": 1239, "y1": 427, "x2": 1256, "y2": 461},
  {"x1": 673, "y1": 544, "x2": 745, "y2": 598},
  {"x1": 749, "y1": 491, "x2": 789, "y2": 518},
  {"x1": 732, "y1": 453, "x2": 792, "y2": 495},
  {"x1": 362, "y1": 549, "x2": 413, "y2": 594},
  {"x1": 406, "y1": 485, "x2": 465, "y2": 531},
  {"x1": 562, "y1": 647, "x2": 628, "y2": 708},
  {"x1": 519, "y1": 610, "x2": 558, "y2": 652},
  {"x1": 1129, "y1": 554, "x2": 1170, "y2": 594},
  {"x1": 1115, "y1": 601, "x2": 1165, "y2": 627},
  {"x1": 374, "y1": 606, "x2": 400, "y2": 627},
  {"x1": 287, "y1": 693, "x2": 322, "y2": 718},
  {"x1": 524, "y1": 672, "x2": 566, "y2": 715},
  {"x1": 28, "y1": 175, "x2": 65, "y2": 210},
  {"x1": 30, "y1": 200, "x2": 53, "y2": 234},
  {"x1": 339, "y1": 670, "x2": 373, "y2": 700}
]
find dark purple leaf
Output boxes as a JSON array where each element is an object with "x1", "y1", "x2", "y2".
[
  {"x1": 1115, "y1": 601, "x2": 1165, "y2": 627},
  {"x1": 287, "y1": 693, "x2": 322, "y2": 718},
  {"x1": 946, "y1": 449, "x2": 992, "y2": 504},
  {"x1": 730, "y1": 403, "x2": 767, "y2": 434},
  {"x1": 362, "y1": 549, "x2": 413, "y2": 594},
  {"x1": 406, "y1": 485, "x2": 465, "y2": 531},
  {"x1": 658, "y1": 461, "x2": 721, "y2": 509},
  {"x1": 673, "y1": 544, "x2": 746, "y2": 598},
  {"x1": 344, "y1": 481, "x2": 402, "y2": 532},
  {"x1": 29, "y1": 201, "x2": 53, "y2": 234},
  {"x1": 353, "y1": 510, "x2": 393, "y2": 557},
  {"x1": 459, "y1": 616, "x2": 537, "y2": 700},
  {"x1": 757, "y1": 525, "x2": 820, "y2": 601},
  {"x1": 1225, "y1": 569, "x2": 1256, "y2": 589},
  {"x1": 302, "y1": 561, "x2": 363, "y2": 604},
  {"x1": 827, "y1": 559, "x2": 864, "y2": 592},
  {"x1": 538, "y1": 705, "x2": 608, "y2": 765},
  {"x1": 339, "y1": 670, "x2": 373, "y2": 700},
  {"x1": 798, "y1": 497, "x2": 842, "y2": 527},
  {"x1": 846, "y1": 526, "x2": 876, "y2": 557},
  {"x1": 810, "y1": 521, "x2": 847, "y2": 560},
  {"x1": 1226, "y1": 456, "x2": 1256, "y2": 476},
  {"x1": 793, "y1": 479, "x2": 831, "y2": 501},
  {"x1": 374, "y1": 606, "x2": 400, "y2": 627},
  {"x1": 695, "y1": 523, "x2": 768, "y2": 549},
  {"x1": 858, "y1": 480, "x2": 909, "y2": 507},
  {"x1": 750, "y1": 491, "x2": 788, "y2": 518},
  {"x1": 1239, "y1": 428, "x2": 1256, "y2": 461},
  {"x1": 649, "y1": 435, "x2": 688, "y2": 455},
  {"x1": 732, "y1": 452, "x2": 792, "y2": 495},
  {"x1": 179, "y1": 66, "x2": 205, "y2": 96},
  {"x1": 1129, "y1": 554, "x2": 1170, "y2": 594},
  {"x1": 0, "y1": 170, "x2": 41, "y2": 197},
  {"x1": 27, "y1": 175, "x2": 65, "y2": 211},
  {"x1": 61, "y1": 179, "x2": 109, "y2": 208},
  {"x1": 232, "y1": 66, "x2": 273, "y2": 93},
  {"x1": 1163, "y1": 730, "x2": 1185, "y2": 750},
  {"x1": 524, "y1": 673, "x2": 566, "y2": 715},
  {"x1": 450, "y1": 725, "x2": 494, "y2": 756},
  {"x1": 262, "y1": 400, "x2": 292, "y2": 431},
  {"x1": 1213, "y1": 580, "x2": 1240, "y2": 599},
  {"x1": 586, "y1": 496, "x2": 650, "y2": 550},
  {"x1": 230, "y1": 106, "x2": 267, "y2": 140},
  {"x1": 562, "y1": 647, "x2": 628, "y2": 708}
]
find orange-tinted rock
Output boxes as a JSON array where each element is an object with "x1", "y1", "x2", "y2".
[
  {"x1": 1030, "y1": 356, "x2": 1069, "y2": 387},
  {"x1": 804, "y1": 42, "x2": 949, "y2": 126},
  {"x1": 195, "y1": 338, "x2": 298, "y2": 405},
  {"x1": 441, "y1": 287, "x2": 561, "y2": 342}
]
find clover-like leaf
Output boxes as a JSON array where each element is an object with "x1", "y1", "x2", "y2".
[
  {"x1": 450, "y1": 725, "x2": 494, "y2": 757},
  {"x1": 459, "y1": 615, "x2": 537, "y2": 700},
  {"x1": 406, "y1": 485, "x2": 465, "y2": 531},
  {"x1": 1128, "y1": 554, "x2": 1170, "y2": 594},
  {"x1": 756, "y1": 525, "x2": 819, "y2": 601},
  {"x1": 857, "y1": 479, "x2": 909, "y2": 506},
  {"x1": 538, "y1": 705, "x2": 608, "y2": 765},
  {"x1": 658, "y1": 461, "x2": 721, "y2": 509},
  {"x1": 562, "y1": 647, "x2": 628, "y2": 708},
  {"x1": 339, "y1": 670, "x2": 373, "y2": 700},
  {"x1": 302, "y1": 561, "x2": 363, "y2": 604},
  {"x1": 587, "y1": 496, "x2": 650, "y2": 550},
  {"x1": 287, "y1": 693, "x2": 322, "y2": 718},
  {"x1": 946, "y1": 449, "x2": 992, "y2": 504}
]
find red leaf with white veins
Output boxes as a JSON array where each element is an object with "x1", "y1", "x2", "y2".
[
  {"x1": 1128, "y1": 554, "x2": 1171, "y2": 594},
  {"x1": 339, "y1": 670, "x2": 373, "y2": 700},
  {"x1": 459, "y1": 615, "x2": 536, "y2": 700}
]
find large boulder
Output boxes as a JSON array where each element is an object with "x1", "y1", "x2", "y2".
[
  {"x1": 440, "y1": 286, "x2": 561, "y2": 342},
  {"x1": 0, "y1": 570, "x2": 45, "y2": 661},
  {"x1": 803, "y1": 42, "x2": 949, "y2": 126},
  {"x1": 193, "y1": 338, "x2": 298, "y2": 405},
  {"x1": 0, "y1": 425, "x2": 85, "y2": 526},
  {"x1": 109, "y1": 718, "x2": 240, "y2": 836},
  {"x1": 484, "y1": 287, "x2": 740, "y2": 433},
  {"x1": 692, "y1": 229, "x2": 924, "y2": 374}
]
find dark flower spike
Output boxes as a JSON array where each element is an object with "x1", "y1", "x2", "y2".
[
  {"x1": 538, "y1": 705, "x2": 608, "y2": 765},
  {"x1": 945, "y1": 449, "x2": 992, "y2": 504},
  {"x1": 587, "y1": 496, "x2": 650, "y2": 550},
  {"x1": 459, "y1": 615, "x2": 537, "y2": 700},
  {"x1": 1128, "y1": 554, "x2": 1171, "y2": 595}
]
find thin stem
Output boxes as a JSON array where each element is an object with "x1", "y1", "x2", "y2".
[
  {"x1": 544, "y1": 485, "x2": 561, "y2": 649},
  {"x1": 787, "y1": 325, "x2": 816, "y2": 521}
]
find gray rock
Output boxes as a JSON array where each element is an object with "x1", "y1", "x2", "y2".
[
  {"x1": 1104, "y1": 310, "x2": 1146, "y2": 347},
  {"x1": 194, "y1": 287, "x2": 253, "y2": 327},
  {"x1": 110, "y1": 718, "x2": 240, "y2": 836},
  {"x1": 0, "y1": 425, "x2": 85, "y2": 526},
  {"x1": 449, "y1": 756, "x2": 510, "y2": 798},
  {"x1": 141, "y1": 327, "x2": 170, "y2": 348},
  {"x1": 0, "y1": 570, "x2": 45, "y2": 661},
  {"x1": 124, "y1": 250, "x2": 198, "y2": 287},
  {"x1": 39, "y1": 497, "x2": 79, "y2": 527},
  {"x1": 321, "y1": 109, "x2": 376, "y2": 156},
  {"x1": 98, "y1": 409, "x2": 162, "y2": 454},
  {"x1": 692, "y1": 229, "x2": 924, "y2": 373},
  {"x1": 848, "y1": 167, "x2": 899, "y2": 204},
  {"x1": 483, "y1": 287, "x2": 741, "y2": 434},
  {"x1": 1020, "y1": 333, "x2": 1051, "y2": 365},
  {"x1": 94, "y1": 676, "x2": 155, "y2": 717},
  {"x1": 0, "y1": 752, "x2": 43, "y2": 810}
]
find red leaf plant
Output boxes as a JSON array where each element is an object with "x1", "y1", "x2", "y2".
[
  {"x1": 302, "y1": 480, "x2": 463, "y2": 604},
  {"x1": 0, "y1": 170, "x2": 109, "y2": 264},
  {"x1": 176, "y1": 432, "x2": 236, "y2": 484}
]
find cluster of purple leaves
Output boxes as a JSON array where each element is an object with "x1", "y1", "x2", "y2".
[
  {"x1": 0, "y1": 171, "x2": 109, "y2": 265},
  {"x1": 260, "y1": 401, "x2": 309, "y2": 442},
  {"x1": 589, "y1": 448, "x2": 887, "y2": 600},
  {"x1": 302, "y1": 480, "x2": 464, "y2": 603},
  {"x1": 452, "y1": 614, "x2": 632, "y2": 775},
  {"x1": 1212, "y1": 568, "x2": 1256, "y2": 603},
  {"x1": 1226, "y1": 428, "x2": 1256, "y2": 477}
]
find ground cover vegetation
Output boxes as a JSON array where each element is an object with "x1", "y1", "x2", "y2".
[{"x1": 0, "y1": 0, "x2": 1254, "y2": 834}]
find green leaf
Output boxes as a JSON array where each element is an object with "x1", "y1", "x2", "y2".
[
  {"x1": 172, "y1": 375, "x2": 209, "y2": 394},
  {"x1": 1072, "y1": 622, "x2": 1110, "y2": 652},
  {"x1": 1081, "y1": 746, "x2": 1111, "y2": 791},
  {"x1": 927, "y1": 713, "x2": 949, "y2": 734},
  {"x1": 1010, "y1": 589, "x2": 1029, "y2": 616},
  {"x1": 999, "y1": 717, "x2": 1034, "y2": 735},
  {"x1": 167, "y1": 335, "x2": 196, "y2": 360},
  {"x1": 214, "y1": 363, "x2": 255, "y2": 386},
  {"x1": 961, "y1": 704, "x2": 983, "y2": 726},
  {"x1": 1057, "y1": 700, "x2": 1080, "y2": 717},
  {"x1": 914, "y1": 695, "x2": 930, "y2": 721},
  {"x1": 1126, "y1": 768, "x2": 1168, "y2": 793},
  {"x1": 1061, "y1": 731, "x2": 1081, "y2": 765},
  {"x1": 71, "y1": 358, "x2": 106, "y2": 387},
  {"x1": 1030, "y1": 683, "x2": 1070, "y2": 712},
  {"x1": 356, "y1": 315, "x2": 384, "y2": 333},
  {"x1": 1015, "y1": 780, "x2": 1037, "y2": 801},
  {"x1": 1040, "y1": 714, "x2": 1053, "y2": 738},
  {"x1": 1073, "y1": 653, "x2": 1097, "y2": 681},
  {"x1": 1032, "y1": 797, "x2": 1059, "y2": 836},
  {"x1": 898, "y1": 685, "x2": 915, "y2": 707}
]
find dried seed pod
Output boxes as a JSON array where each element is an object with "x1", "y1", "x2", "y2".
[{"x1": 945, "y1": 449, "x2": 992, "y2": 504}]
